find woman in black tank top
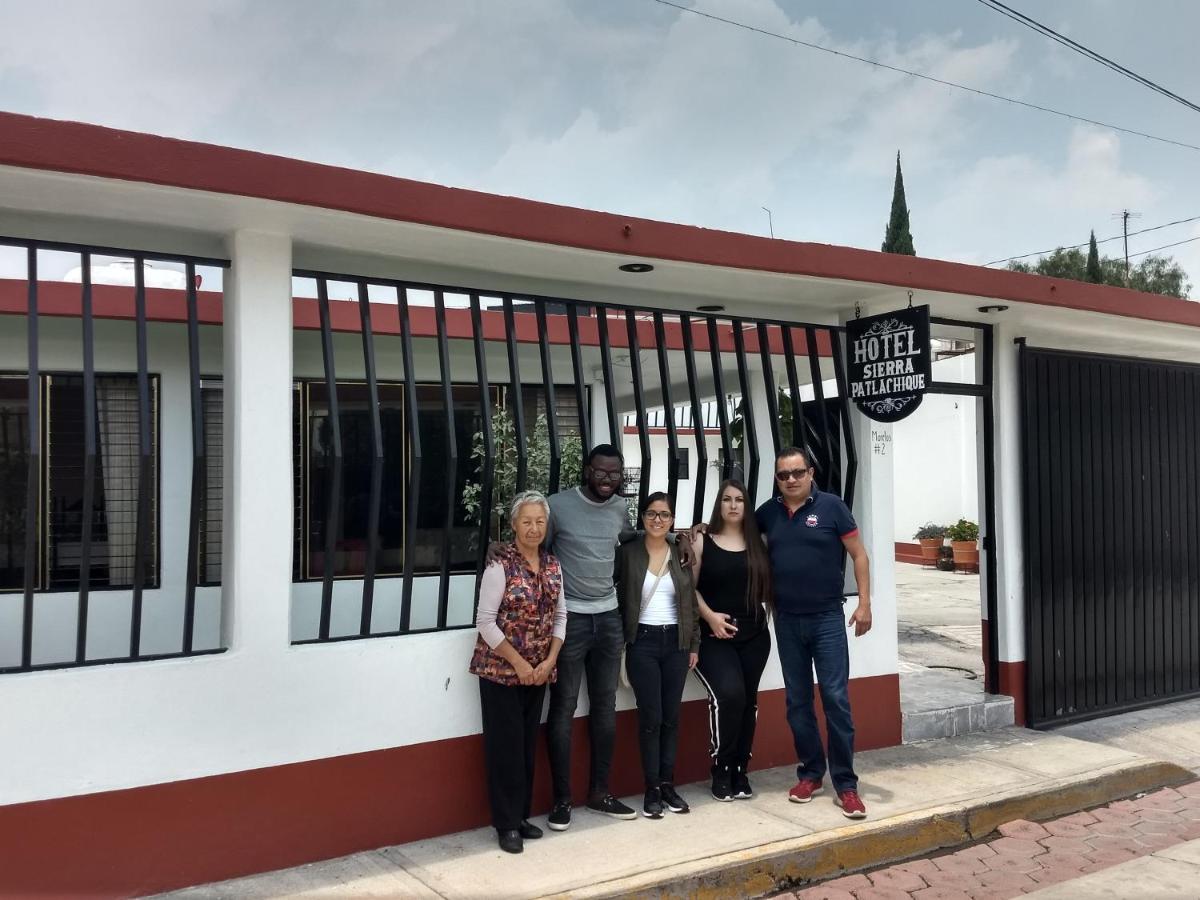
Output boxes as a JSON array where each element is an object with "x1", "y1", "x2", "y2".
[{"x1": 690, "y1": 479, "x2": 773, "y2": 802}]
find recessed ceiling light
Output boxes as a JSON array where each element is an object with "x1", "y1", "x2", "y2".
[
  {"x1": 619, "y1": 262, "x2": 655, "y2": 273},
  {"x1": 697, "y1": 304, "x2": 725, "y2": 313},
  {"x1": 978, "y1": 304, "x2": 1009, "y2": 314}
]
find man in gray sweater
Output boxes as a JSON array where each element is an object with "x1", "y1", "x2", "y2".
[{"x1": 541, "y1": 444, "x2": 690, "y2": 830}]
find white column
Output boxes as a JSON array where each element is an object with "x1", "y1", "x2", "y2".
[
  {"x1": 745, "y1": 364, "x2": 777, "y2": 506},
  {"x1": 991, "y1": 324, "x2": 1025, "y2": 663},
  {"x1": 221, "y1": 231, "x2": 294, "y2": 653},
  {"x1": 839, "y1": 310, "x2": 898, "y2": 680},
  {"x1": 590, "y1": 378, "x2": 611, "y2": 447}
]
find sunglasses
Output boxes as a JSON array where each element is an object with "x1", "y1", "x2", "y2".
[{"x1": 775, "y1": 468, "x2": 811, "y2": 482}]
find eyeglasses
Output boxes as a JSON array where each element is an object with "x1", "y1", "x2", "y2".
[
  {"x1": 590, "y1": 470, "x2": 624, "y2": 482},
  {"x1": 775, "y1": 468, "x2": 811, "y2": 482},
  {"x1": 643, "y1": 510, "x2": 674, "y2": 521}
]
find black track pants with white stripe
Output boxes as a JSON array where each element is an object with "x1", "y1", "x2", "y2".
[{"x1": 694, "y1": 627, "x2": 772, "y2": 771}]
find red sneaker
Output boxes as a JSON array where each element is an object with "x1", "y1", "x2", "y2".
[
  {"x1": 835, "y1": 789, "x2": 867, "y2": 819},
  {"x1": 787, "y1": 778, "x2": 824, "y2": 803}
]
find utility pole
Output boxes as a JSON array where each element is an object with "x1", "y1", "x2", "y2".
[
  {"x1": 1113, "y1": 208, "x2": 1141, "y2": 284},
  {"x1": 761, "y1": 206, "x2": 774, "y2": 238}
]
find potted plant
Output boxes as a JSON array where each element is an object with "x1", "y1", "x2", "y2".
[
  {"x1": 945, "y1": 518, "x2": 980, "y2": 573},
  {"x1": 935, "y1": 545, "x2": 956, "y2": 572},
  {"x1": 912, "y1": 523, "x2": 947, "y2": 567}
]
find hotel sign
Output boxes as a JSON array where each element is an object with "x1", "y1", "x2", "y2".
[{"x1": 845, "y1": 304, "x2": 931, "y2": 423}]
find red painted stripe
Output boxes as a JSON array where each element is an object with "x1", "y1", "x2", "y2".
[
  {"x1": 998, "y1": 659, "x2": 1027, "y2": 727},
  {"x1": 0, "y1": 281, "x2": 831, "y2": 355},
  {"x1": 0, "y1": 111, "x2": 1196, "y2": 330},
  {"x1": 0, "y1": 676, "x2": 899, "y2": 898}
]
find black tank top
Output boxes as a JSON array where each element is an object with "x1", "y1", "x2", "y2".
[{"x1": 696, "y1": 533, "x2": 765, "y2": 636}]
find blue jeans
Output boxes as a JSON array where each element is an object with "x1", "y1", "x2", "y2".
[
  {"x1": 546, "y1": 609, "x2": 625, "y2": 803},
  {"x1": 774, "y1": 608, "x2": 857, "y2": 792}
]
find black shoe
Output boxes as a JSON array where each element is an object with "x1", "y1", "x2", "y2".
[
  {"x1": 660, "y1": 782, "x2": 690, "y2": 813},
  {"x1": 643, "y1": 787, "x2": 664, "y2": 819},
  {"x1": 732, "y1": 767, "x2": 753, "y2": 800},
  {"x1": 497, "y1": 829, "x2": 523, "y2": 854},
  {"x1": 519, "y1": 820, "x2": 543, "y2": 839},
  {"x1": 547, "y1": 801, "x2": 572, "y2": 832},
  {"x1": 586, "y1": 793, "x2": 638, "y2": 820},
  {"x1": 711, "y1": 765, "x2": 734, "y2": 802}
]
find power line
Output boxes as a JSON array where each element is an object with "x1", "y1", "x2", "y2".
[
  {"x1": 1128, "y1": 234, "x2": 1200, "y2": 260},
  {"x1": 647, "y1": 0, "x2": 1200, "y2": 153},
  {"x1": 975, "y1": 0, "x2": 1200, "y2": 114},
  {"x1": 983, "y1": 214, "x2": 1200, "y2": 266}
]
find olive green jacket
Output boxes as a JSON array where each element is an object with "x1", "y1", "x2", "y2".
[{"x1": 614, "y1": 539, "x2": 701, "y2": 653}]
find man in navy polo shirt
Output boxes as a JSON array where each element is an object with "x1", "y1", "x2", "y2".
[{"x1": 756, "y1": 446, "x2": 873, "y2": 819}]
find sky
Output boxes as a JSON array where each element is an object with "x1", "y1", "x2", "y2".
[{"x1": 2, "y1": 0, "x2": 1199, "y2": 296}]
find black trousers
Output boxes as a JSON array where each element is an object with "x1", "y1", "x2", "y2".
[
  {"x1": 479, "y1": 677, "x2": 547, "y2": 831},
  {"x1": 694, "y1": 626, "x2": 772, "y2": 770},
  {"x1": 625, "y1": 624, "x2": 691, "y2": 788}
]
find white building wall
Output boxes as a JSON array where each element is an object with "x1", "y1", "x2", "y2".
[
  {"x1": 892, "y1": 354, "x2": 980, "y2": 542},
  {"x1": 0, "y1": 241, "x2": 900, "y2": 810}
]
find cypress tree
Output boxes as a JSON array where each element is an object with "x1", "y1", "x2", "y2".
[
  {"x1": 881, "y1": 151, "x2": 915, "y2": 255},
  {"x1": 1085, "y1": 230, "x2": 1102, "y2": 283}
]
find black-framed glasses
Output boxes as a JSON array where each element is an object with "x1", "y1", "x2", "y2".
[
  {"x1": 643, "y1": 510, "x2": 674, "y2": 521},
  {"x1": 775, "y1": 468, "x2": 810, "y2": 482},
  {"x1": 590, "y1": 470, "x2": 624, "y2": 482}
]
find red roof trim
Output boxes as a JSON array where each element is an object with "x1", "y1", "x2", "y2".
[{"x1": 1, "y1": 111, "x2": 1197, "y2": 329}]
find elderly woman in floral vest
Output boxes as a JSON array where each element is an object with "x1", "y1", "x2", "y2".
[{"x1": 470, "y1": 490, "x2": 566, "y2": 854}]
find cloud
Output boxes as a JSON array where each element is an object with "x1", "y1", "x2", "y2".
[{"x1": 923, "y1": 126, "x2": 1160, "y2": 266}]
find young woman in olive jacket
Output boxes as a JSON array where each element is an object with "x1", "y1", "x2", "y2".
[{"x1": 615, "y1": 492, "x2": 701, "y2": 820}]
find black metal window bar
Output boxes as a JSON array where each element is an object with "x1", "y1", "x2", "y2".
[
  {"x1": 0, "y1": 237, "x2": 229, "y2": 674},
  {"x1": 290, "y1": 269, "x2": 857, "y2": 645}
]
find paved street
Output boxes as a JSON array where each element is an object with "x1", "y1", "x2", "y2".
[
  {"x1": 782, "y1": 783, "x2": 1200, "y2": 900},
  {"x1": 775, "y1": 692, "x2": 1200, "y2": 899}
]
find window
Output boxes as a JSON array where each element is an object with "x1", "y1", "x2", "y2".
[
  {"x1": 303, "y1": 381, "x2": 408, "y2": 579},
  {"x1": 293, "y1": 381, "x2": 580, "y2": 582},
  {"x1": 46, "y1": 374, "x2": 160, "y2": 590},
  {"x1": 0, "y1": 373, "x2": 161, "y2": 593},
  {"x1": 675, "y1": 447, "x2": 690, "y2": 480},
  {"x1": 198, "y1": 382, "x2": 223, "y2": 586},
  {"x1": 0, "y1": 377, "x2": 30, "y2": 591}
]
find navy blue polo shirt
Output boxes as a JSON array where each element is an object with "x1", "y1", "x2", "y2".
[{"x1": 755, "y1": 489, "x2": 858, "y2": 615}]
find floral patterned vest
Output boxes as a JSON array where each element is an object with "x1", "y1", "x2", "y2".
[{"x1": 469, "y1": 546, "x2": 562, "y2": 686}]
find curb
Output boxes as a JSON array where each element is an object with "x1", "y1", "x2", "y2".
[{"x1": 552, "y1": 759, "x2": 1193, "y2": 899}]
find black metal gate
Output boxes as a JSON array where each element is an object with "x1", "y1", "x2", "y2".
[{"x1": 1020, "y1": 344, "x2": 1200, "y2": 726}]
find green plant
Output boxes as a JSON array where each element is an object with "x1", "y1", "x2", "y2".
[
  {"x1": 913, "y1": 522, "x2": 946, "y2": 541},
  {"x1": 461, "y1": 406, "x2": 583, "y2": 541},
  {"x1": 945, "y1": 518, "x2": 979, "y2": 543}
]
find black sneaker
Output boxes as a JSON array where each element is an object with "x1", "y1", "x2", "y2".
[
  {"x1": 660, "y1": 783, "x2": 690, "y2": 813},
  {"x1": 547, "y1": 801, "x2": 572, "y2": 832},
  {"x1": 643, "y1": 787, "x2": 664, "y2": 819},
  {"x1": 711, "y1": 766, "x2": 734, "y2": 802},
  {"x1": 732, "y1": 767, "x2": 753, "y2": 800},
  {"x1": 586, "y1": 793, "x2": 638, "y2": 820}
]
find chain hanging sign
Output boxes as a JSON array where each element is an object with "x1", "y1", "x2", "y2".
[{"x1": 845, "y1": 303, "x2": 931, "y2": 422}]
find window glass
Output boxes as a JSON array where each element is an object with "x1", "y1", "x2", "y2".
[
  {"x1": 0, "y1": 376, "x2": 30, "y2": 591},
  {"x1": 46, "y1": 374, "x2": 159, "y2": 590}
]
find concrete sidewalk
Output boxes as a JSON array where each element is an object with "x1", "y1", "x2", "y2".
[{"x1": 159, "y1": 728, "x2": 1189, "y2": 899}]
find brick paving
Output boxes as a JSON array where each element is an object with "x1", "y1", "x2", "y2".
[{"x1": 775, "y1": 784, "x2": 1200, "y2": 900}]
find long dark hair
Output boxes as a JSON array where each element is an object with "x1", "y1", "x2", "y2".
[{"x1": 705, "y1": 479, "x2": 772, "y2": 617}]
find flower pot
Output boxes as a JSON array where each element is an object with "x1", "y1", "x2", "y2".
[
  {"x1": 950, "y1": 540, "x2": 979, "y2": 574},
  {"x1": 918, "y1": 537, "x2": 944, "y2": 567}
]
